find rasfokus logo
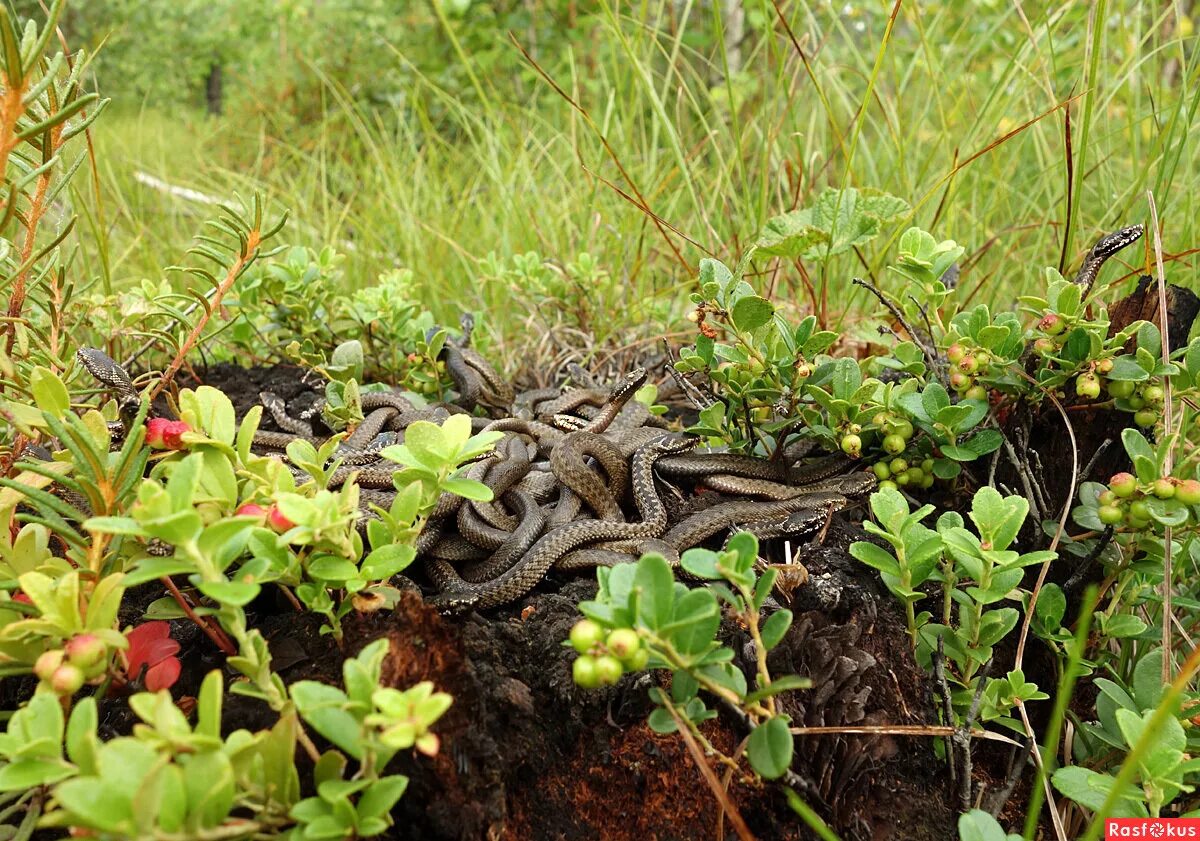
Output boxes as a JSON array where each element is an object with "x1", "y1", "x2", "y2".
[{"x1": 1106, "y1": 819, "x2": 1200, "y2": 838}]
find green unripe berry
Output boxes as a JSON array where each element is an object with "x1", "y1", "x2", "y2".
[
  {"x1": 1097, "y1": 489, "x2": 1118, "y2": 507},
  {"x1": 949, "y1": 371, "x2": 972, "y2": 391},
  {"x1": 625, "y1": 647, "x2": 650, "y2": 672},
  {"x1": 847, "y1": 423, "x2": 862, "y2": 435},
  {"x1": 872, "y1": 462, "x2": 892, "y2": 480},
  {"x1": 1142, "y1": 385, "x2": 1166, "y2": 405},
  {"x1": 840, "y1": 434, "x2": 862, "y2": 457},
  {"x1": 65, "y1": 634, "x2": 106, "y2": 670},
  {"x1": 882, "y1": 434, "x2": 906, "y2": 455},
  {"x1": 1075, "y1": 373, "x2": 1101, "y2": 400},
  {"x1": 872, "y1": 412, "x2": 890, "y2": 427},
  {"x1": 573, "y1": 655, "x2": 600, "y2": 688},
  {"x1": 50, "y1": 664, "x2": 84, "y2": 695},
  {"x1": 878, "y1": 480, "x2": 899, "y2": 491},
  {"x1": 1127, "y1": 516, "x2": 1152, "y2": 530},
  {"x1": 920, "y1": 474, "x2": 935, "y2": 489},
  {"x1": 958, "y1": 355, "x2": 979, "y2": 375},
  {"x1": 1176, "y1": 480, "x2": 1200, "y2": 506},
  {"x1": 895, "y1": 471, "x2": 911, "y2": 487},
  {"x1": 889, "y1": 458, "x2": 909, "y2": 475},
  {"x1": 1097, "y1": 505, "x2": 1125, "y2": 526},
  {"x1": 1134, "y1": 409, "x2": 1157, "y2": 428},
  {"x1": 1033, "y1": 337, "x2": 1057, "y2": 356},
  {"x1": 1153, "y1": 478, "x2": 1176, "y2": 499},
  {"x1": 594, "y1": 655, "x2": 624, "y2": 686},
  {"x1": 1129, "y1": 500, "x2": 1151, "y2": 521},
  {"x1": 1107, "y1": 380, "x2": 1136, "y2": 399},
  {"x1": 606, "y1": 629, "x2": 641, "y2": 662},
  {"x1": 1109, "y1": 473, "x2": 1137, "y2": 498},
  {"x1": 1127, "y1": 395, "x2": 1146, "y2": 410},
  {"x1": 885, "y1": 419, "x2": 915, "y2": 440},
  {"x1": 921, "y1": 458, "x2": 934, "y2": 473},
  {"x1": 947, "y1": 344, "x2": 967, "y2": 364},
  {"x1": 570, "y1": 620, "x2": 605, "y2": 654},
  {"x1": 905, "y1": 467, "x2": 925, "y2": 484},
  {"x1": 964, "y1": 386, "x2": 987, "y2": 402},
  {"x1": 34, "y1": 650, "x2": 64, "y2": 682}
]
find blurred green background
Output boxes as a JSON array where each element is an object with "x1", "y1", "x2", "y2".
[{"x1": 19, "y1": 0, "x2": 1200, "y2": 358}]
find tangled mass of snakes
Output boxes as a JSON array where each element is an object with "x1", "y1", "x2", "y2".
[{"x1": 77, "y1": 328, "x2": 879, "y2": 612}]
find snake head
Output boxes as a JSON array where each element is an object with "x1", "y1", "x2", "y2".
[
  {"x1": 611, "y1": 367, "x2": 648, "y2": 402},
  {"x1": 650, "y1": 434, "x2": 700, "y2": 456},
  {"x1": 1091, "y1": 224, "x2": 1144, "y2": 259},
  {"x1": 76, "y1": 347, "x2": 141, "y2": 428}
]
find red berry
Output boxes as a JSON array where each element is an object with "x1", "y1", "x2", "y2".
[
  {"x1": 1039, "y1": 313, "x2": 1065, "y2": 335},
  {"x1": 235, "y1": 503, "x2": 269, "y2": 519},
  {"x1": 145, "y1": 418, "x2": 191, "y2": 450},
  {"x1": 267, "y1": 505, "x2": 295, "y2": 533}
]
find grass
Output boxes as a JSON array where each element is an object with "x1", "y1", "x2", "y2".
[{"x1": 77, "y1": 1, "x2": 1200, "y2": 361}]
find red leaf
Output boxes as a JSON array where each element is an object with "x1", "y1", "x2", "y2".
[{"x1": 145, "y1": 657, "x2": 181, "y2": 692}]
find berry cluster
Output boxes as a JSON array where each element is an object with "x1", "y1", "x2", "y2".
[
  {"x1": 568, "y1": 619, "x2": 648, "y2": 688},
  {"x1": 1095, "y1": 472, "x2": 1200, "y2": 529},
  {"x1": 1105, "y1": 378, "x2": 1166, "y2": 427},
  {"x1": 946, "y1": 343, "x2": 992, "y2": 401},
  {"x1": 33, "y1": 634, "x2": 107, "y2": 695},
  {"x1": 864, "y1": 410, "x2": 934, "y2": 489}
]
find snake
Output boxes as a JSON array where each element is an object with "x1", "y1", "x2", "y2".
[
  {"x1": 425, "y1": 434, "x2": 698, "y2": 610},
  {"x1": 75, "y1": 346, "x2": 876, "y2": 613},
  {"x1": 1072, "y1": 224, "x2": 1144, "y2": 297}
]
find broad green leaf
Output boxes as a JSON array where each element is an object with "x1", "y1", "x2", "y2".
[{"x1": 747, "y1": 716, "x2": 793, "y2": 780}]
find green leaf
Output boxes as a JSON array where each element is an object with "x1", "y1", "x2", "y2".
[
  {"x1": 730, "y1": 296, "x2": 775, "y2": 333},
  {"x1": 292, "y1": 682, "x2": 364, "y2": 760},
  {"x1": 1121, "y1": 428, "x2": 1157, "y2": 470},
  {"x1": 957, "y1": 809, "x2": 1021, "y2": 841},
  {"x1": 1103, "y1": 614, "x2": 1148, "y2": 639},
  {"x1": 760, "y1": 610, "x2": 793, "y2": 651},
  {"x1": 307, "y1": 557, "x2": 360, "y2": 583},
  {"x1": 0, "y1": 758, "x2": 75, "y2": 790},
  {"x1": 441, "y1": 477, "x2": 493, "y2": 502},
  {"x1": 746, "y1": 716, "x2": 793, "y2": 780},
  {"x1": 30, "y1": 367, "x2": 70, "y2": 416},
  {"x1": 357, "y1": 775, "x2": 408, "y2": 822},
  {"x1": 196, "y1": 579, "x2": 260, "y2": 606},
  {"x1": 647, "y1": 707, "x2": 678, "y2": 734},
  {"x1": 633, "y1": 553, "x2": 674, "y2": 631},
  {"x1": 849, "y1": 541, "x2": 901, "y2": 577}
]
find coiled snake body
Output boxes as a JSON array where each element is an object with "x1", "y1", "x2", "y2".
[{"x1": 74, "y1": 341, "x2": 875, "y2": 611}]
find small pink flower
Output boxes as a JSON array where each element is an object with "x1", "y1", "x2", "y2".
[
  {"x1": 146, "y1": 418, "x2": 191, "y2": 450},
  {"x1": 125, "y1": 621, "x2": 181, "y2": 692}
]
